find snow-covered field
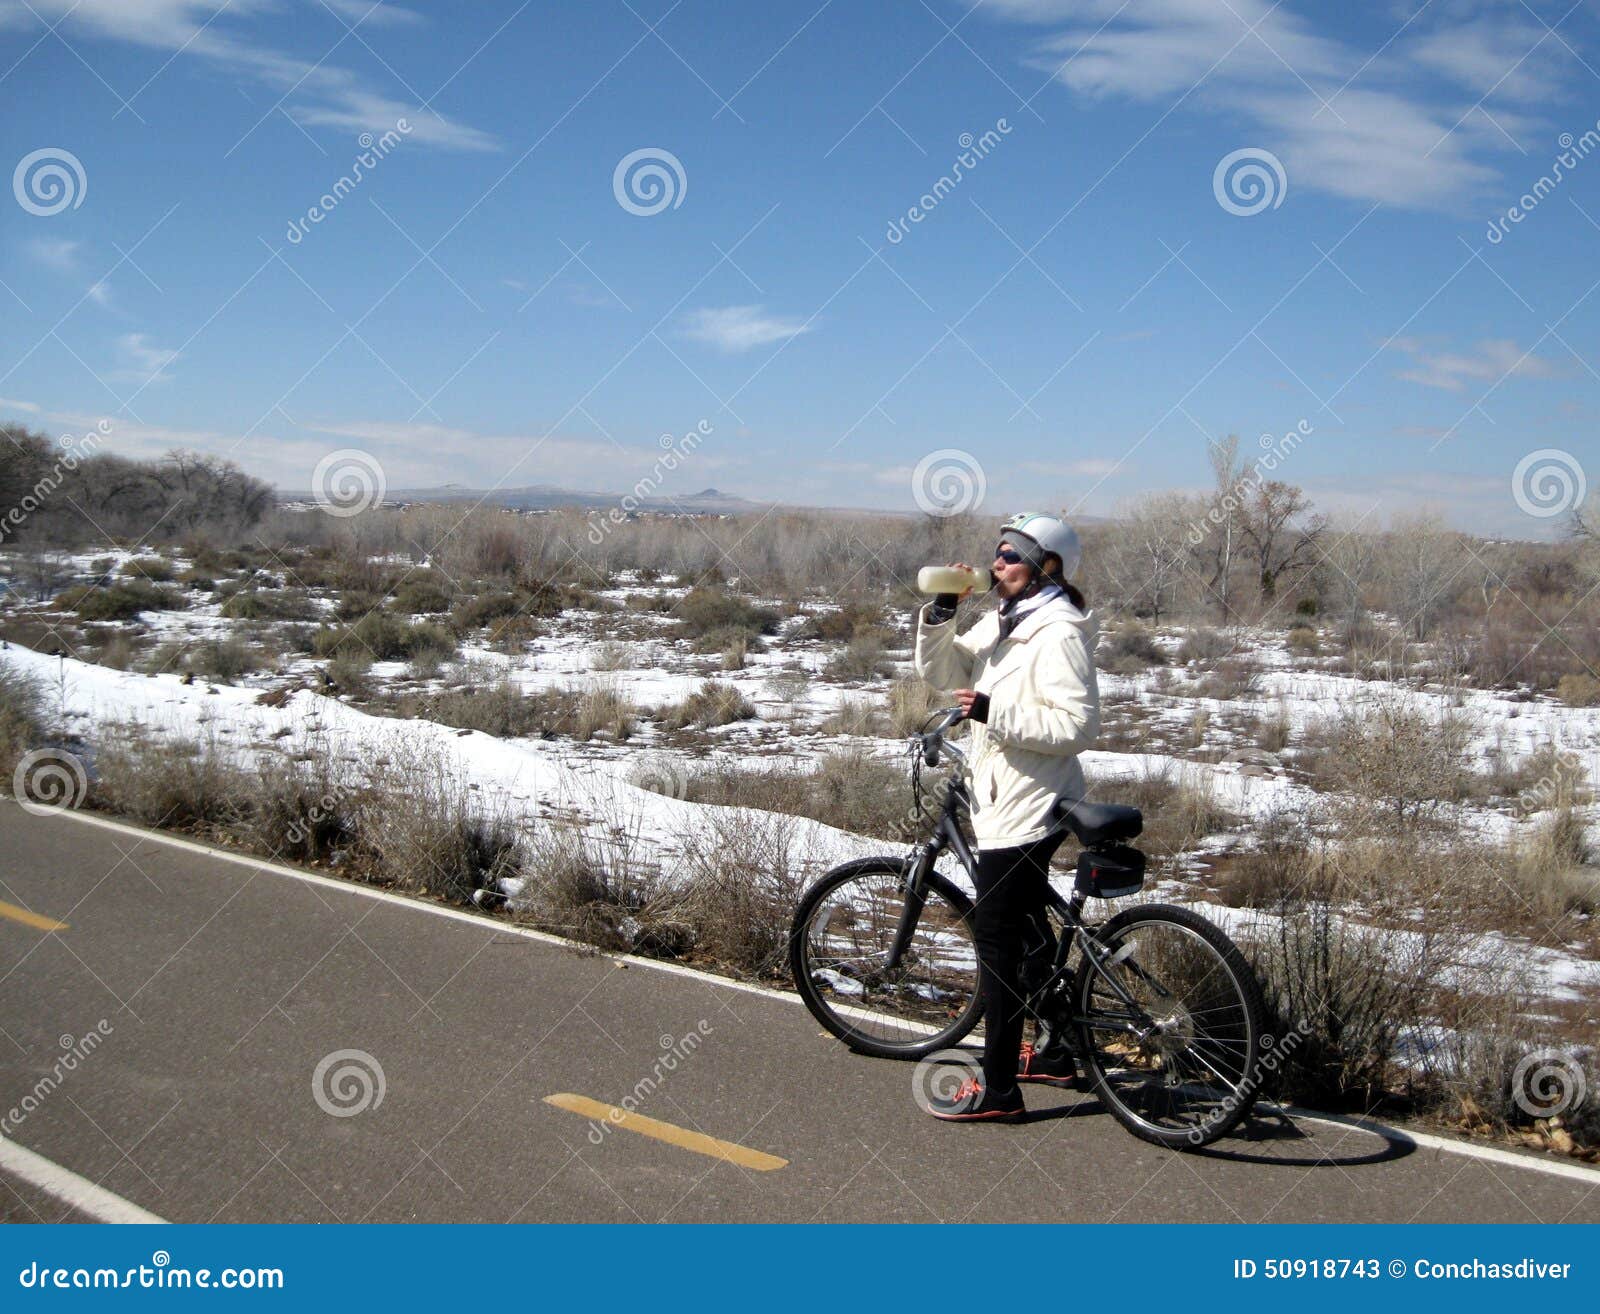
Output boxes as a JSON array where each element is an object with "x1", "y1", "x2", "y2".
[{"x1": 4, "y1": 547, "x2": 1598, "y2": 1038}]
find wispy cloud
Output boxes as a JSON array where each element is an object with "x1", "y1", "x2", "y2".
[
  {"x1": 319, "y1": 0, "x2": 424, "y2": 27},
  {"x1": 682, "y1": 305, "x2": 812, "y2": 352},
  {"x1": 26, "y1": 237, "x2": 81, "y2": 272},
  {"x1": 1387, "y1": 336, "x2": 1561, "y2": 391},
  {"x1": 0, "y1": 397, "x2": 41, "y2": 414},
  {"x1": 1, "y1": 0, "x2": 495, "y2": 152},
  {"x1": 110, "y1": 332, "x2": 179, "y2": 385},
  {"x1": 976, "y1": 0, "x2": 1577, "y2": 210}
]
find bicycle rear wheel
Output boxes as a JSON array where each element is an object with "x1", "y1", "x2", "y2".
[
  {"x1": 1072, "y1": 903, "x2": 1267, "y2": 1149},
  {"x1": 790, "y1": 858, "x2": 983, "y2": 1059}
]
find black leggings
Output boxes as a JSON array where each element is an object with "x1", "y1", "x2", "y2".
[{"x1": 971, "y1": 831, "x2": 1067, "y2": 1091}]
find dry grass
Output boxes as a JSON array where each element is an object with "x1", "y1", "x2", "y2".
[{"x1": 658, "y1": 681, "x2": 755, "y2": 731}]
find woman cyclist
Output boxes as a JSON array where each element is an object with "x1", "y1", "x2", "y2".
[{"x1": 913, "y1": 512, "x2": 1101, "y2": 1122}]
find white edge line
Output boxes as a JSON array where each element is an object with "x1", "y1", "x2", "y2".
[
  {"x1": 16, "y1": 801, "x2": 1600, "y2": 1190},
  {"x1": 1272, "y1": 1103, "x2": 1600, "y2": 1186},
  {"x1": 0, "y1": 1135, "x2": 168, "y2": 1224}
]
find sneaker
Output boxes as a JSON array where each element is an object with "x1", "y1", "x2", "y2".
[
  {"x1": 927, "y1": 1078, "x2": 1026, "y2": 1122},
  {"x1": 1017, "y1": 1041, "x2": 1081, "y2": 1088}
]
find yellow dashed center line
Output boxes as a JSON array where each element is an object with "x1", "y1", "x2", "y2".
[
  {"x1": 544, "y1": 1093, "x2": 787, "y2": 1171},
  {"x1": 0, "y1": 899, "x2": 68, "y2": 932}
]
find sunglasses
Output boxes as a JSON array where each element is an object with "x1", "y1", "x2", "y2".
[{"x1": 993, "y1": 546, "x2": 1025, "y2": 565}]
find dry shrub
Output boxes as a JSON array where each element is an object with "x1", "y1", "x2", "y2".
[
  {"x1": 1557, "y1": 673, "x2": 1600, "y2": 707},
  {"x1": 820, "y1": 695, "x2": 885, "y2": 737},
  {"x1": 888, "y1": 676, "x2": 941, "y2": 737},
  {"x1": 93, "y1": 724, "x2": 251, "y2": 833},
  {"x1": 1096, "y1": 761, "x2": 1241, "y2": 858},
  {"x1": 0, "y1": 658, "x2": 45, "y2": 770},
  {"x1": 1304, "y1": 692, "x2": 1475, "y2": 832},
  {"x1": 824, "y1": 634, "x2": 890, "y2": 681},
  {"x1": 1285, "y1": 625, "x2": 1320, "y2": 656},
  {"x1": 1190, "y1": 657, "x2": 1260, "y2": 701},
  {"x1": 1099, "y1": 622, "x2": 1164, "y2": 674},
  {"x1": 680, "y1": 748, "x2": 917, "y2": 842},
  {"x1": 576, "y1": 680, "x2": 638, "y2": 740},
  {"x1": 676, "y1": 809, "x2": 812, "y2": 976},
  {"x1": 518, "y1": 822, "x2": 686, "y2": 953},
  {"x1": 659, "y1": 681, "x2": 754, "y2": 731},
  {"x1": 1176, "y1": 626, "x2": 1231, "y2": 664},
  {"x1": 363, "y1": 745, "x2": 523, "y2": 904}
]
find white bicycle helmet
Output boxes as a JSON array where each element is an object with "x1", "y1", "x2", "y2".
[{"x1": 999, "y1": 511, "x2": 1081, "y2": 581}]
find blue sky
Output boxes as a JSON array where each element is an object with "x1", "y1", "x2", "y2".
[{"x1": 2, "y1": 0, "x2": 1598, "y2": 537}]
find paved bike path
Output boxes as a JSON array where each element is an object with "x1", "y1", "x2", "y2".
[{"x1": 0, "y1": 800, "x2": 1595, "y2": 1224}]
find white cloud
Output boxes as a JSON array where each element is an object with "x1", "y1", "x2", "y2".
[
  {"x1": 26, "y1": 238, "x2": 81, "y2": 272},
  {"x1": 85, "y1": 280, "x2": 114, "y2": 307},
  {"x1": 110, "y1": 332, "x2": 179, "y2": 385},
  {"x1": 681, "y1": 305, "x2": 812, "y2": 353},
  {"x1": 979, "y1": 0, "x2": 1577, "y2": 210},
  {"x1": 0, "y1": 397, "x2": 41, "y2": 414},
  {"x1": 1387, "y1": 336, "x2": 1561, "y2": 391},
  {"x1": 1, "y1": 0, "x2": 495, "y2": 152},
  {"x1": 319, "y1": 0, "x2": 423, "y2": 27}
]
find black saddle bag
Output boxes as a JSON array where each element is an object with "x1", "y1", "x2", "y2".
[{"x1": 1075, "y1": 844, "x2": 1146, "y2": 899}]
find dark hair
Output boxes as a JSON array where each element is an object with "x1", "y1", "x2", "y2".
[{"x1": 1039, "y1": 553, "x2": 1086, "y2": 611}]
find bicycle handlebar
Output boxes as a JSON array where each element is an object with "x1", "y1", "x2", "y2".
[{"x1": 916, "y1": 705, "x2": 968, "y2": 768}]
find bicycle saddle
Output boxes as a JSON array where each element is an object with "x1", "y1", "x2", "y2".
[{"x1": 1056, "y1": 798, "x2": 1143, "y2": 846}]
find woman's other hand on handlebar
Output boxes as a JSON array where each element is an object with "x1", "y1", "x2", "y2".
[{"x1": 952, "y1": 689, "x2": 991, "y2": 723}]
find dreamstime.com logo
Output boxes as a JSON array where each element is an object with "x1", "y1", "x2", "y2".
[
  {"x1": 585, "y1": 422, "x2": 710, "y2": 543},
  {"x1": 1511, "y1": 1049, "x2": 1589, "y2": 1120},
  {"x1": 613, "y1": 148, "x2": 686, "y2": 216},
  {"x1": 1188, "y1": 421, "x2": 1312, "y2": 545},
  {"x1": 13, "y1": 147, "x2": 86, "y2": 216},
  {"x1": 1213, "y1": 147, "x2": 1286, "y2": 216},
  {"x1": 1511, "y1": 448, "x2": 1586, "y2": 519},
  {"x1": 18, "y1": 1252, "x2": 284, "y2": 1291},
  {"x1": 312, "y1": 1048, "x2": 386, "y2": 1117},
  {"x1": 885, "y1": 119, "x2": 1012, "y2": 244},
  {"x1": 12, "y1": 748, "x2": 89, "y2": 816},
  {"x1": 912, "y1": 449, "x2": 986, "y2": 517},
  {"x1": 312, "y1": 449, "x2": 387, "y2": 517}
]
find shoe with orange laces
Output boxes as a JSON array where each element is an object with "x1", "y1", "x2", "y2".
[
  {"x1": 927, "y1": 1077, "x2": 1026, "y2": 1122},
  {"x1": 1017, "y1": 1041, "x2": 1081, "y2": 1089}
]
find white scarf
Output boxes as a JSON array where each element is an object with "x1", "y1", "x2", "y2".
[{"x1": 997, "y1": 580, "x2": 1065, "y2": 641}]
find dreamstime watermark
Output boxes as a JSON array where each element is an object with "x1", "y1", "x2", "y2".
[
  {"x1": 586, "y1": 1022, "x2": 713, "y2": 1144},
  {"x1": 311, "y1": 1048, "x2": 386, "y2": 1117},
  {"x1": 1511, "y1": 448, "x2": 1586, "y2": 519},
  {"x1": 312, "y1": 448, "x2": 387, "y2": 517},
  {"x1": 884, "y1": 119, "x2": 1013, "y2": 245},
  {"x1": 1187, "y1": 421, "x2": 1312, "y2": 545},
  {"x1": 1185, "y1": 1016, "x2": 1313, "y2": 1145},
  {"x1": 11, "y1": 748, "x2": 89, "y2": 816},
  {"x1": 912, "y1": 448, "x2": 986, "y2": 517},
  {"x1": 285, "y1": 122, "x2": 411, "y2": 245},
  {"x1": 1213, "y1": 147, "x2": 1286, "y2": 216},
  {"x1": 613, "y1": 148, "x2": 686, "y2": 216},
  {"x1": 1486, "y1": 125, "x2": 1600, "y2": 244},
  {"x1": 910, "y1": 1048, "x2": 984, "y2": 1114},
  {"x1": 1513, "y1": 749, "x2": 1588, "y2": 818},
  {"x1": 1511, "y1": 1048, "x2": 1589, "y2": 1119},
  {"x1": 0, "y1": 421, "x2": 109, "y2": 546},
  {"x1": 625, "y1": 755, "x2": 689, "y2": 801},
  {"x1": 585, "y1": 421, "x2": 711, "y2": 544},
  {"x1": 13, "y1": 147, "x2": 86, "y2": 216},
  {"x1": 1, "y1": 1021, "x2": 113, "y2": 1135},
  {"x1": 283, "y1": 775, "x2": 365, "y2": 849}
]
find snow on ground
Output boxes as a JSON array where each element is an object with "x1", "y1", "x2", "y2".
[{"x1": 5, "y1": 644, "x2": 886, "y2": 886}]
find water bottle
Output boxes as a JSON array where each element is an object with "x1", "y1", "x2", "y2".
[{"x1": 916, "y1": 565, "x2": 987, "y2": 596}]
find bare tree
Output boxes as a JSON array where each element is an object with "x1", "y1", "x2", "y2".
[
  {"x1": 1201, "y1": 434, "x2": 1245, "y2": 620},
  {"x1": 1239, "y1": 479, "x2": 1326, "y2": 605}
]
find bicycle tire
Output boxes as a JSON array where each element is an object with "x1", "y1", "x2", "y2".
[
  {"x1": 790, "y1": 857, "x2": 984, "y2": 1059},
  {"x1": 1072, "y1": 903, "x2": 1268, "y2": 1150}
]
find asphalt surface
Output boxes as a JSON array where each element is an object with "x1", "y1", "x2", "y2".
[{"x1": 1, "y1": 798, "x2": 1596, "y2": 1224}]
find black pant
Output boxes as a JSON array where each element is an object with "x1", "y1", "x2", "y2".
[{"x1": 971, "y1": 831, "x2": 1067, "y2": 1092}]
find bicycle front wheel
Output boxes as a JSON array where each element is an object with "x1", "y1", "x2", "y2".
[
  {"x1": 789, "y1": 858, "x2": 983, "y2": 1059},
  {"x1": 1072, "y1": 903, "x2": 1267, "y2": 1150}
]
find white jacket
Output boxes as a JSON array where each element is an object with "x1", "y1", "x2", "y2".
[{"x1": 914, "y1": 594, "x2": 1100, "y2": 851}]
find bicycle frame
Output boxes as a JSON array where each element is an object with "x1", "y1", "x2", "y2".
[{"x1": 890, "y1": 758, "x2": 1167, "y2": 1043}]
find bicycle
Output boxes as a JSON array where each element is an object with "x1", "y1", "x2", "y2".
[{"x1": 788, "y1": 706, "x2": 1270, "y2": 1149}]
